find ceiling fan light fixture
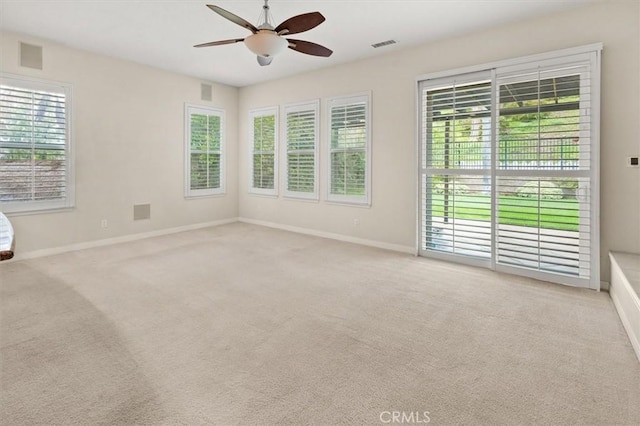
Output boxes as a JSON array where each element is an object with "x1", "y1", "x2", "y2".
[
  {"x1": 244, "y1": 30, "x2": 288, "y2": 58},
  {"x1": 195, "y1": 3, "x2": 333, "y2": 64}
]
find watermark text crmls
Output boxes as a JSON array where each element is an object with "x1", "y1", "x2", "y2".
[{"x1": 380, "y1": 411, "x2": 431, "y2": 424}]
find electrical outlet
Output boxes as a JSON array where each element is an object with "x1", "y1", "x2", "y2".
[
  {"x1": 353, "y1": 219, "x2": 360, "y2": 227},
  {"x1": 100, "y1": 219, "x2": 108, "y2": 228},
  {"x1": 628, "y1": 156, "x2": 639, "y2": 167}
]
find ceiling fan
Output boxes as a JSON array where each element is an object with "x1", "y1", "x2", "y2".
[{"x1": 194, "y1": 0, "x2": 333, "y2": 66}]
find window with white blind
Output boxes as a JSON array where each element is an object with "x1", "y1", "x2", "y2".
[
  {"x1": 184, "y1": 104, "x2": 225, "y2": 197},
  {"x1": 495, "y1": 65, "x2": 593, "y2": 281},
  {"x1": 419, "y1": 45, "x2": 601, "y2": 289},
  {"x1": 0, "y1": 75, "x2": 73, "y2": 214},
  {"x1": 327, "y1": 93, "x2": 371, "y2": 205},
  {"x1": 283, "y1": 101, "x2": 318, "y2": 200},
  {"x1": 422, "y1": 75, "x2": 493, "y2": 261},
  {"x1": 249, "y1": 107, "x2": 278, "y2": 196}
]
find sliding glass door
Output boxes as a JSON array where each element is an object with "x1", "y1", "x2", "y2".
[
  {"x1": 420, "y1": 72, "x2": 493, "y2": 265},
  {"x1": 418, "y1": 49, "x2": 600, "y2": 289},
  {"x1": 495, "y1": 64, "x2": 595, "y2": 283}
]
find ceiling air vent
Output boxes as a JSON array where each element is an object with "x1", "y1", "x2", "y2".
[{"x1": 371, "y1": 39, "x2": 396, "y2": 49}]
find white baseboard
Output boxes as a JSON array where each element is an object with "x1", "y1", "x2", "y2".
[
  {"x1": 238, "y1": 217, "x2": 416, "y2": 255},
  {"x1": 9, "y1": 216, "x2": 415, "y2": 261},
  {"x1": 12, "y1": 218, "x2": 239, "y2": 261}
]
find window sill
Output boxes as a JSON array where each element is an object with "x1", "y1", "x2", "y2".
[
  {"x1": 283, "y1": 193, "x2": 319, "y2": 203},
  {"x1": 3, "y1": 206, "x2": 75, "y2": 217},
  {"x1": 248, "y1": 190, "x2": 278, "y2": 198},
  {"x1": 184, "y1": 192, "x2": 226, "y2": 200},
  {"x1": 324, "y1": 199, "x2": 371, "y2": 209}
]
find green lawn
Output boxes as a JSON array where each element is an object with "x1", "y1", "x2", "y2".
[{"x1": 428, "y1": 194, "x2": 579, "y2": 231}]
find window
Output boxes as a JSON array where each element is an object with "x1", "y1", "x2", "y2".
[
  {"x1": 327, "y1": 93, "x2": 371, "y2": 205},
  {"x1": 283, "y1": 101, "x2": 319, "y2": 200},
  {"x1": 249, "y1": 107, "x2": 278, "y2": 196},
  {"x1": 185, "y1": 104, "x2": 225, "y2": 197},
  {"x1": 0, "y1": 75, "x2": 73, "y2": 214},
  {"x1": 418, "y1": 45, "x2": 601, "y2": 289}
]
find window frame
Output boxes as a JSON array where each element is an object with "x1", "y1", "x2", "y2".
[
  {"x1": 0, "y1": 73, "x2": 75, "y2": 215},
  {"x1": 249, "y1": 106, "x2": 278, "y2": 197},
  {"x1": 282, "y1": 100, "x2": 319, "y2": 201},
  {"x1": 184, "y1": 103, "x2": 226, "y2": 198},
  {"x1": 326, "y1": 92, "x2": 372, "y2": 206}
]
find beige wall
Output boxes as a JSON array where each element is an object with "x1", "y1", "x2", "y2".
[
  {"x1": 0, "y1": 31, "x2": 239, "y2": 255},
  {"x1": 238, "y1": 0, "x2": 640, "y2": 282},
  {"x1": 2, "y1": 1, "x2": 638, "y2": 283}
]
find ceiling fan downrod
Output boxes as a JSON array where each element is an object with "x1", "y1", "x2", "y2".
[{"x1": 258, "y1": 0, "x2": 274, "y2": 29}]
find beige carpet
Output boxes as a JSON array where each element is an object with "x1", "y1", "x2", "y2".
[{"x1": 1, "y1": 223, "x2": 639, "y2": 425}]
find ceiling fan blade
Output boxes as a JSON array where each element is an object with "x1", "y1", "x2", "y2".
[
  {"x1": 287, "y1": 39, "x2": 333, "y2": 57},
  {"x1": 206, "y1": 4, "x2": 258, "y2": 34},
  {"x1": 257, "y1": 56, "x2": 273, "y2": 66},
  {"x1": 275, "y1": 12, "x2": 325, "y2": 35},
  {"x1": 194, "y1": 38, "x2": 245, "y2": 48}
]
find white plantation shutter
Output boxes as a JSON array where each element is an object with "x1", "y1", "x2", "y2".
[
  {"x1": 284, "y1": 101, "x2": 318, "y2": 199},
  {"x1": 496, "y1": 63, "x2": 594, "y2": 282},
  {"x1": 249, "y1": 107, "x2": 278, "y2": 196},
  {"x1": 496, "y1": 177, "x2": 591, "y2": 277},
  {"x1": 185, "y1": 105, "x2": 225, "y2": 197},
  {"x1": 419, "y1": 47, "x2": 600, "y2": 289},
  {"x1": 0, "y1": 76, "x2": 73, "y2": 213},
  {"x1": 328, "y1": 94, "x2": 370, "y2": 205},
  {"x1": 421, "y1": 75, "x2": 493, "y2": 261}
]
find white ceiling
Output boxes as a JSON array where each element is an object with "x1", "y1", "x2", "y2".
[{"x1": 0, "y1": 0, "x2": 595, "y2": 87}]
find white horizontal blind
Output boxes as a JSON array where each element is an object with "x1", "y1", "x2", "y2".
[
  {"x1": 0, "y1": 77, "x2": 72, "y2": 213},
  {"x1": 419, "y1": 47, "x2": 600, "y2": 289},
  {"x1": 284, "y1": 101, "x2": 318, "y2": 199},
  {"x1": 250, "y1": 107, "x2": 277, "y2": 196},
  {"x1": 185, "y1": 105, "x2": 224, "y2": 196},
  {"x1": 496, "y1": 177, "x2": 591, "y2": 277},
  {"x1": 421, "y1": 76, "x2": 493, "y2": 260},
  {"x1": 328, "y1": 94, "x2": 370, "y2": 205},
  {"x1": 496, "y1": 64, "x2": 593, "y2": 280}
]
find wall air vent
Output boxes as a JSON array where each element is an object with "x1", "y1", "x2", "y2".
[
  {"x1": 371, "y1": 40, "x2": 397, "y2": 49},
  {"x1": 201, "y1": 83, "x2": 212, "y2": 101},
  {"x1": 20, "y1": 42, "x2": 43, "y2": 70},
  {"x1": 133, "y1": 204, "x2": 151, "y2": 221}
]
